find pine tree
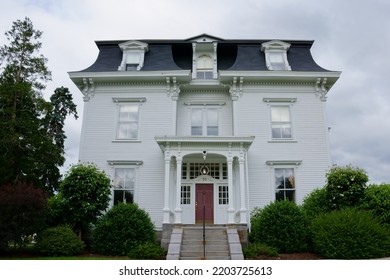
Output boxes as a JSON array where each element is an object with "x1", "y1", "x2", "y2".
[{"x1": 0, "y1": 17, "x2": 78, "y2": 192}]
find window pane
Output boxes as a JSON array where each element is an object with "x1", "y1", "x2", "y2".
[
  {"x1": 275, "y1": 168, "x2": 295, "y2": 202},
  {"x1": 191, "y1": 126, "x2": 202, "y2": 135},
  {"x1": 207, "y1": 126, "x2": 218, "y2": 136},
  {"x1": 269, "y1": 53, "x2": 284, "y2": 70},
  {"x1": 191, "y1": 108, "x2": 202, "y2": 125},
  {"x1": 117, "y1": 122, "x2": 138, "y2": 139},
  {"x1": 119, "y1": 105, "x2": 138, "y2": 122},
  {"x1": 207, "y1": 109, "x2": 218, "y2": 126},
  {"x1": 114, "y1": 190, "x2": 134, "y2": 205},
  {"x1": 114, "y1": 168, "x2": 135, "y2": 190},
  {"x1": 271, "y1": 106, "x2": 290, "y2": 122}
]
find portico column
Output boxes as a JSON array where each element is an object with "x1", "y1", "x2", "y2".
[
  {"x1": 239, "y1": 157, "x2": 247, "y2": 223},
  {"x1": 174, "y1": 156, "x2": 182, "y2": 224},
  {"x1": 163, "y1": 154, "x2": 171, "y2": 224},
  {"x1": 227, "y1": 157, "x2": 235, "y2": 224}
]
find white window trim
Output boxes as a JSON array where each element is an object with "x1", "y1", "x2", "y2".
[
  {"x1": 266, "y1": 103, "x2": 295, "y2": 141},
  {"x1": 108, "y1": 160, "x2": 143, "y2": 207},
  {"x1": 266, "y1": 161, "x2": 301, "y2": 203},
  {"x1": 261, "y1": 40, "x2": 291, "y2": 71},
  {"x1": 113, "y1": 98, "x2": 145, "y2": 142}
]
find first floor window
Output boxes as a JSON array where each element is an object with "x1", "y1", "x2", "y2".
[
  {"x1": 275, "y1": 168, "x2": 295, "y2": 202},
  {"x1": 181, "y1": 185, "x2": 191, "y2": 205},
  {"x1": 113, "y1": 168, "x2": 135, "y2": 205},
  {"x1": 218, "y1": 185, "x2": 229, "y2": 205}
]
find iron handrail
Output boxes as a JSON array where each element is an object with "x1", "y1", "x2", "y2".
[{"x1": 203, "y1": 204, "x2": 206, "y2": 260}]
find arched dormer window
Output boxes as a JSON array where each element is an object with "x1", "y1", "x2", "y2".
[
  {"x1": 118, "y1": 41, "x2": 149, "y2": 71},
  {"x1": 261, "y1": 40, "x2": 291, "y2": 71},
  {"x1": 196, "y1": 54, "x2": 213, "y2": 79}
]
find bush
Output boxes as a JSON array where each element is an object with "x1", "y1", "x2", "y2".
[
  {"x1": 59, "y1": 163, "x2": 111, "y2": 232},
  {"x1": 0, "y1": 182, "x2": 47, "y2": 249},
  {"x1": 250, "y1": 200, "x2": 310, "y2": 253},
  {"x1": 302, "y1": 187, "x2": 332, "y2": 220},
  {"x1": 128, "y1": 242, "x2": 167, "y2": 260},
  {"x1": 311, "y1": 208, "x2": 390, "y2": 259},
  {"x1": 92, "y1": 203, "x2": 156, "y2": 256},
  {"x1": 359, "y1": 184, "x2": 390, "y2": 225},
  {"x1": 243, "y1": 243, "x2": 278, "y2": 258},
  {"x1": 35, "y1": 226, "x2": 84, "y2": 256},
  {"x1": 325, "y1": 165, "x2": 368, "y2": 209}
]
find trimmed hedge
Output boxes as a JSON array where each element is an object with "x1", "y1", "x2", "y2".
[
  {"x1": 35, "y1": 226, "x2": 84, "y2": 256},
  {"x1": 311, "y1": 208, "x2": 390, "y2": 259},
  {"x1": 250, "y1": 200, "x2": 310, "y2": 253},
  {"x1": 92, "y1": 203, "x2": 156, "y2": 256}
]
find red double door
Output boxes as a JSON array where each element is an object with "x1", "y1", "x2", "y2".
[{"x1": 195, "y1": 184, "x2": 214, "y2": 224}]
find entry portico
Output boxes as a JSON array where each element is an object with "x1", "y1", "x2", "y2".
[{"x1": 156, "y1": 136, "x2": 254, "y2": 226}]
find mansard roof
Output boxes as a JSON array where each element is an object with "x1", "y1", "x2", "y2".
[{"x1": 77, "y1": 35, "x2": 332, "y2": 73}]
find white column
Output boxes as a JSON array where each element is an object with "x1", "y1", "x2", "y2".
[
  {"x1": 239, "y1": 157, "x2": 247, "y2": 224},
  {"x1": 163, "y1": 154, "x2": 171, "y2": 224},
  {"x1": 174, "y1": 156, "x2": 182, "y2": 224},
  {"x1": 227, "y1": 157, "x2": 235, "y2": 224}
]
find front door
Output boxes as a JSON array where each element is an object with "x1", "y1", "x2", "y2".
[{"x1": 195, "y1": 184, "x2": 214, "y2": 224}]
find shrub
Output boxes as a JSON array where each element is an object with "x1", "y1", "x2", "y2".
[
  {"x1": 302, "y1": 187, "x2": 332, "y2": 220},
  {"x1": 243, "y1": 243, "x2": 278, "y2": 258},
  {"x1": 0, "y1": 182, "x2": 47, "y2": 249},
  {"x1": 325, "y1": 165, "x2": 368, "y2": 209},
  {"x1": 359, "y1": 184, "x2": 390, "y2": 225},
  {"x1": 128, "y1": 242, "x2": 167, "y2": 260},
  {"x1": 59, "y1": 163, "x2": 111, "y2": 232},
  {"x1": 35, "y1": 226, "x2": 84, "y2": 256},
  {"x1": 311, "y1": 208, "x2": 390, "y2": 259},
  {"x1": 92, "y1": 203, "x2": 156, "y2": 256},
  {"x1": 250, "y1": 200, "x2": 310, "y2": 253}
]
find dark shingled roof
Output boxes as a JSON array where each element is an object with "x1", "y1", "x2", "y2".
[{"x1": 80, "y1": 37, "x2": 330, "y2": 72}]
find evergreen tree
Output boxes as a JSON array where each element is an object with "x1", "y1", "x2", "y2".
[{"x1": 0, "y1": 17, "x2": 77, "y2": 192}]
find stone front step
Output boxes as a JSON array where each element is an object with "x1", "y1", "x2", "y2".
[
  {"x1": 180, "y1": 227, "x2": 230, "y2": 260},
  {"x1": 181, "y1": 245, "x2": 229, "y2": 252}
]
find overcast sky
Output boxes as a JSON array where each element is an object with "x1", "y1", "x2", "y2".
[{"x1": 1, "y1": 0, "x2": 389, "y2": 184}]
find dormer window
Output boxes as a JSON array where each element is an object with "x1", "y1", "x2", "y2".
[
  {"x1": 192, "y1": 42, "x2": 217, "y2": 79},
  {"x1": 196, "y1": 54, "x2": 213, "y2": 79},
  {"x1": 118, "y1": 41, "x2": 149, "y2": 71},
  {"x1": 261, "y1": 40, "x2": 291, "y2": 71}
]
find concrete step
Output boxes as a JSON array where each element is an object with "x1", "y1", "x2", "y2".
[
  {"x1": 183, "y1": 229, "x2": 227, "y2": 235},
  {"x1": 180, "y1": 256, "x2": 231, "y2": 260},
  {"x1": 182, "y1": 234, "x2": 227, "y2": 241},
  {"x1": 180, "y1": 250, "x2": 230, "y2": 258},
  {"x1": 181, "y1": 245, "x2": 229, "y2": 252},
  {"x1": 182, "y1": 239, "x2": 228, "y2": 246}
]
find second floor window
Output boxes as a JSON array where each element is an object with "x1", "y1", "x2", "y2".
[
  {"x1": 271, "y1": 106, "x2": 292, "y2": 139},
  {"x1": 191, "y1": 107, "x2": 219, "y2": 136},
  {"x1": 117, "y1": 104, "x2": 139, "y2": 140}
]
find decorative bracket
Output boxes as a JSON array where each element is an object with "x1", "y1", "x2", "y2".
[
  {"x1": 82, "y1": 78, "x2": 95, "y2": 102},
  {"x1": 315, "y1": 78, "x2": 328, "y2": 101},
  {"x1": 166, "y1": 77, "x2": 180, "y2": 101},
  {"x1": 229, "y1": 76, "x2": 244, "y2": 101}
]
